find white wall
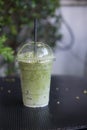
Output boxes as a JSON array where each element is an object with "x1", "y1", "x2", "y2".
[{"x1": 52, "y1": 7, "x2": 87, "y2": 77}]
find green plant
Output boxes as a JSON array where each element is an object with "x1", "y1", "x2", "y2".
[
  {"x1": 0, "y1": 0, "x2": 61, "y2": 48},
  {"x1": 0, "y1": 35, "x2": 14, "y2": 62}
]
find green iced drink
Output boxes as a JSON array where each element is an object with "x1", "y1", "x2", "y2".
[{"x1": 17, "y1": 42, "x2": 54, "y2": 107}]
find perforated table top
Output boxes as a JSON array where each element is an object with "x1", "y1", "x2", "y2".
[{"x1": 0, "y1": 76, "x2": 87, "y2": 130}]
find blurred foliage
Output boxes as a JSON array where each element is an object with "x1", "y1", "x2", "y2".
[
  {"x1": 0, "y1": 35, "x2": 14, "y2": 62},
  {"x1": 0, "y1": 0, "x2": 61, "y2": 76},
  {"x1": 0, "y1": 0, "x2": 61, "y2": 48},
  {"x1": 0, "y1": 0, "x2": 60, "y2": 23}
]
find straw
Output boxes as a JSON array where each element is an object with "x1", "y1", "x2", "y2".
[{"x1": 34, "y1": 18, "x2": 37, "y2": 53}]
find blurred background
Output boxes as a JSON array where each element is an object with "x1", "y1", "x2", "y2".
[
  {"x1": 53, "y1": 0, "x2": 87, "y2": 77},
  {"x1": 0, "y1": 0, "x2": 87, "y2": 77}
]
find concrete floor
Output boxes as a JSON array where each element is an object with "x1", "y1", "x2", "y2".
[{"x1": 52, "y1": 6, "x2": 87, "y2": 77}]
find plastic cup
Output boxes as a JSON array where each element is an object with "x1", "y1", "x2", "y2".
[{"x1": 17, "y1": 42, "x2": 54, "y2": 108}]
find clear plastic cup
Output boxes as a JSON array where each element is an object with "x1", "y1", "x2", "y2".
[{"x1": 17, "y1": 42, "x2": 54, "y2": 108}]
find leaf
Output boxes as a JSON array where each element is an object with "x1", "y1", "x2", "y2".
[
  {"x1": 10, "y1": 25, "x2": 17, "y2": 35},
  {"x1": 0, "y1": 35, "x2": 14, "y2": 62}
]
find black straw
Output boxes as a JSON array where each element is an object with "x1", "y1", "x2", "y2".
[
  {"x1": 34, "y1": 18, "x2": 37, "y2": 42},
  {"x1": 34, "y1": 18, "x2": 37, "y2": 53}
]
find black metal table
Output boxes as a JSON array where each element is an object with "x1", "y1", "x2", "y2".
[{"x1": 0, "y1": 75, "x2": 87, "y2": 130}]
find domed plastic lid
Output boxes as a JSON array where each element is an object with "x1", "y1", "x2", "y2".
[{"x1": 17, "y1": 42, "x2": 54, "y2": 63}]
